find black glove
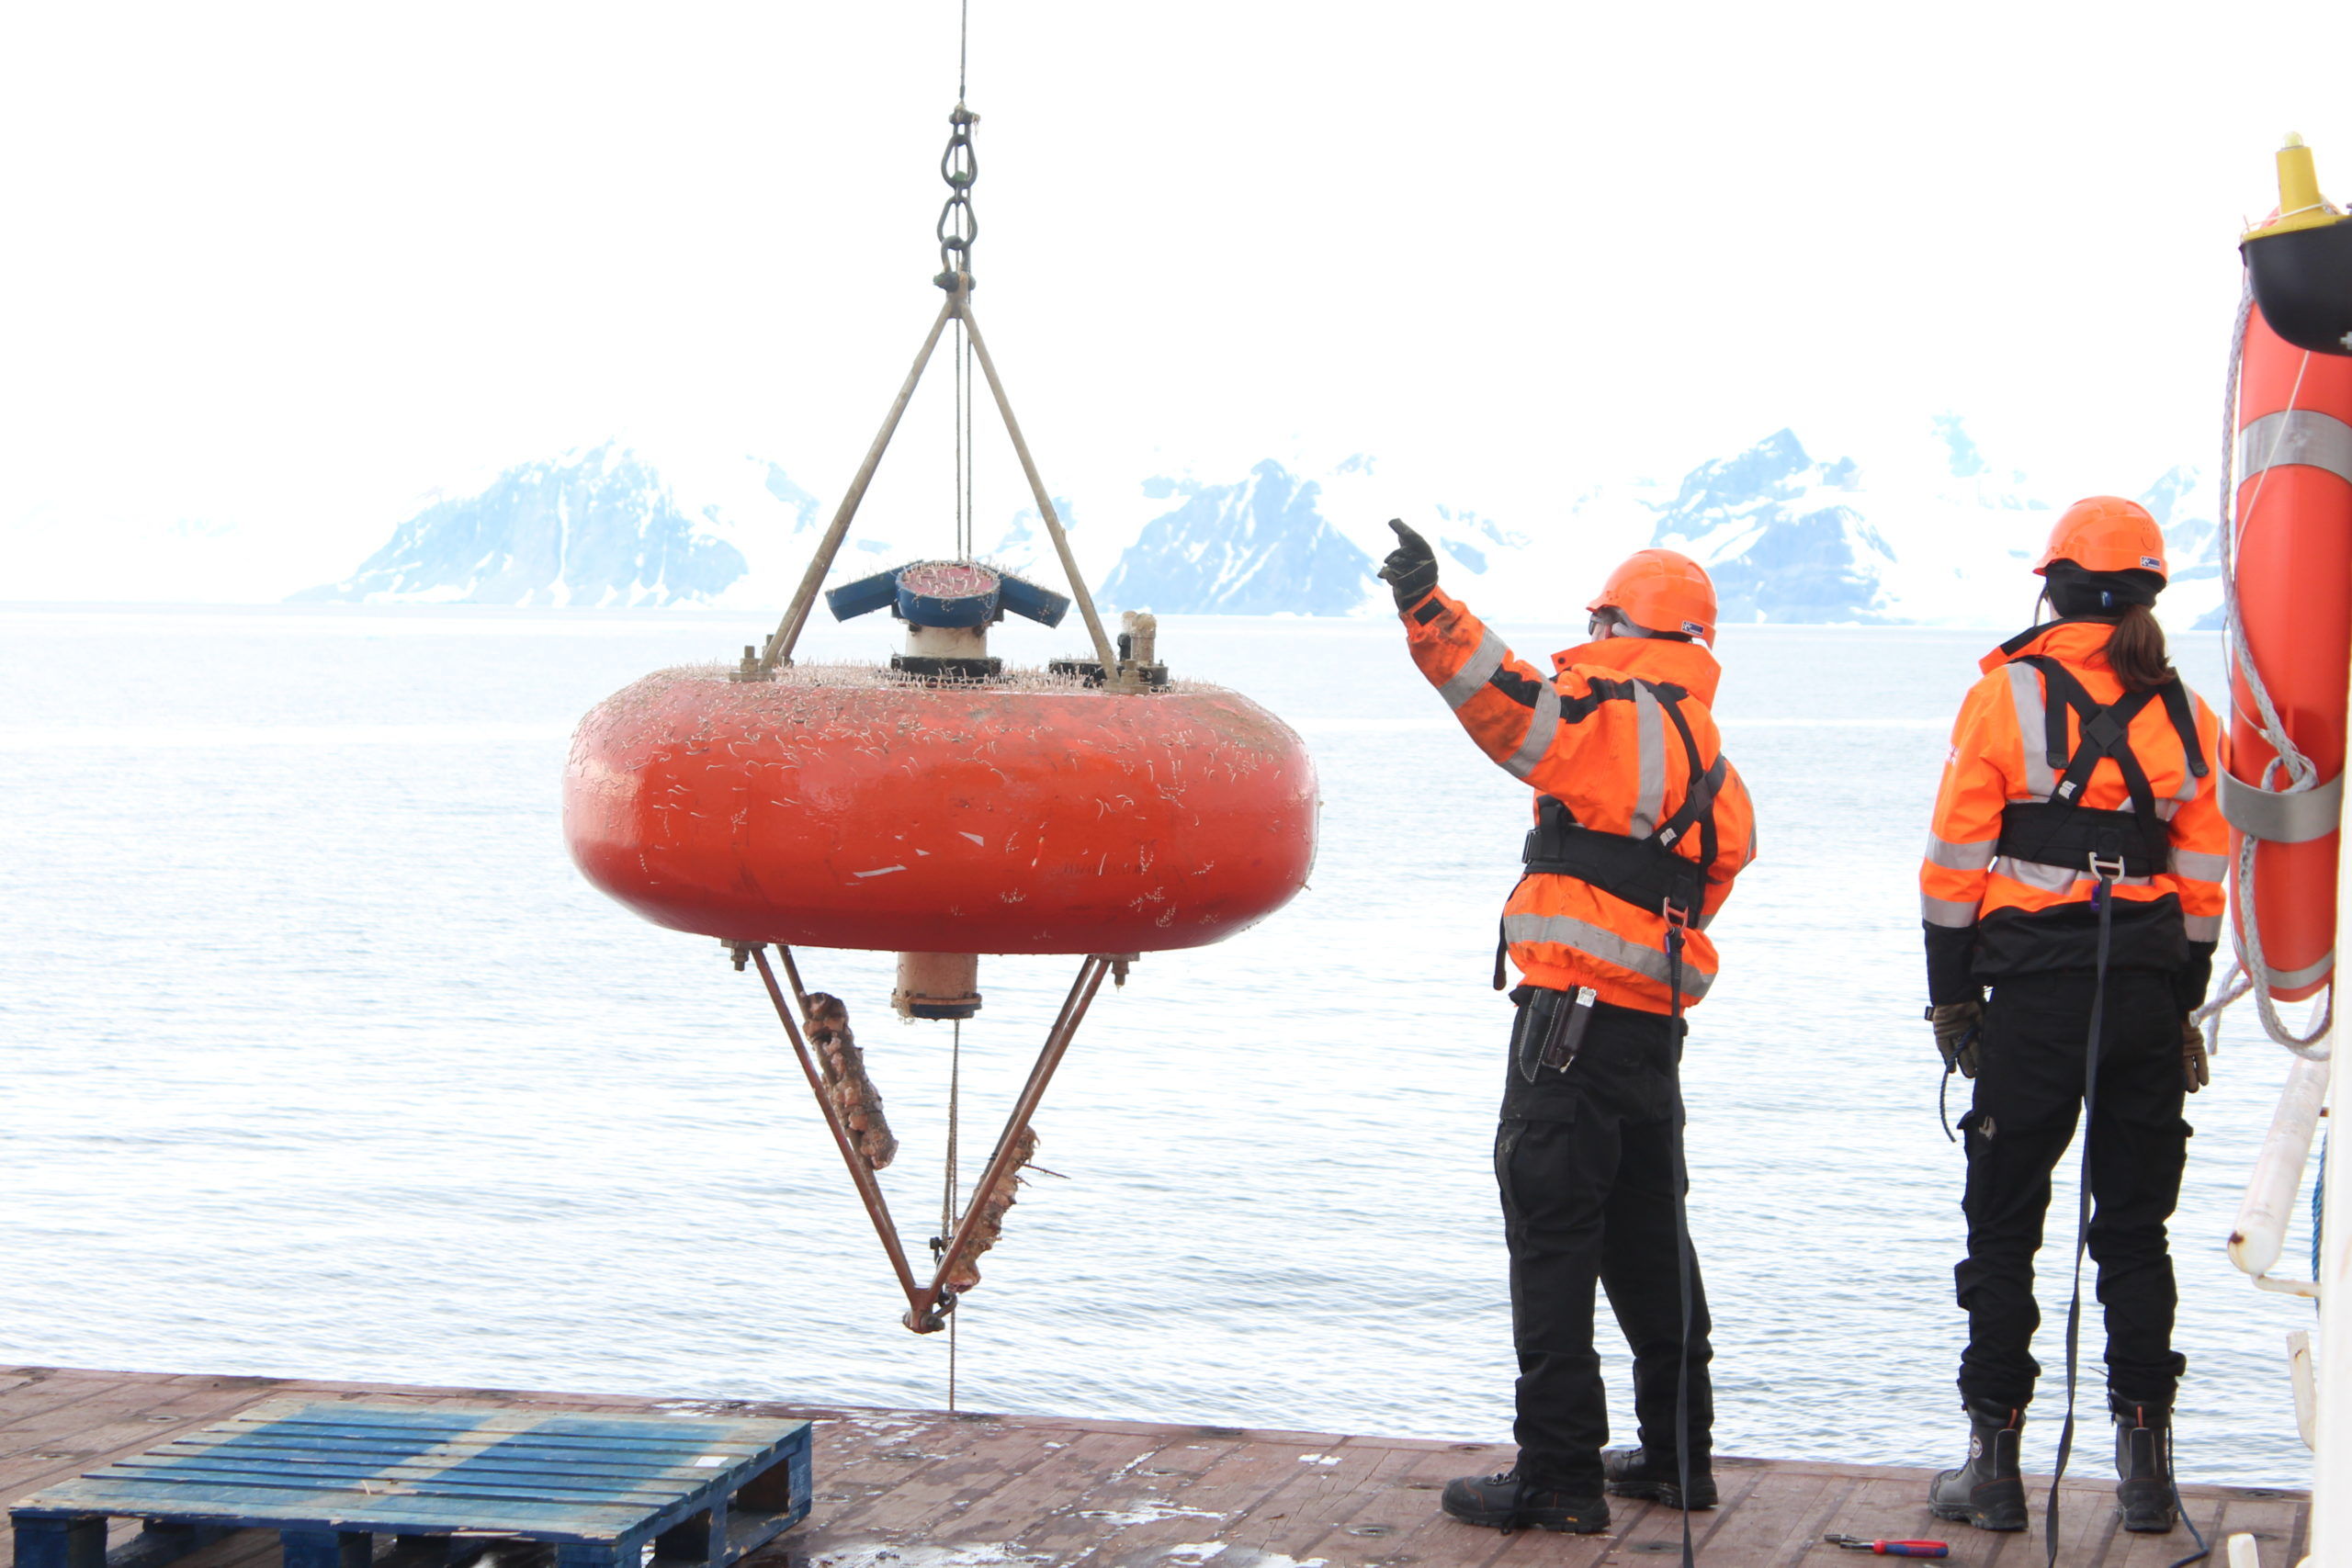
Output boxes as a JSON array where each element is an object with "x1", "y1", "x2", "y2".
[
  {"x1": 1928, "y1": 999, "x2": 1984, "y2": 1077},
  {"x1": 1378, "y1": 519, "x2": 1439, "y2": 611}
]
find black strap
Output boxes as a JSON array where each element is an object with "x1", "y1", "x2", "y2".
[
  {"x1": 1996, "y1": 803, "x2": 2165, "y2": 879},
  {"x1": 1521, "y1": 683, "x2": 1726, "y2": 921},
  {"x1": 2008, "y1": 656, "x2": 2178, "y2": 873},
  {"x1": 1655, "y1": 692, "x2": 1724, "y2": 883},
  {"x1": 1666, "y1": 922, "x2": 1697, "y2": 1568},
  {"x1": 2046, "y1": 866, "x2": 2116, "y2": 1565},
  {"x1": 2159, "y1": 680, "x2": 2210, "y2": 779},
  {"x1": 1522, "y1": 803, "x2": 1707, "y2": 915}
]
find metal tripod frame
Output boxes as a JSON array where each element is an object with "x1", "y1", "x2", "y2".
[
  {"x1": 749, "y1": 944, "x2": 1114, "y2": 1333},
  {"x1": 742, "y1": 276, "x2": 1132, "y2": 690}
]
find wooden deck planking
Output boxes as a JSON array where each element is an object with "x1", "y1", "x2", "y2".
[{"x1": 1, "y1": 1368, "x2": 2307, "y2": 1568}]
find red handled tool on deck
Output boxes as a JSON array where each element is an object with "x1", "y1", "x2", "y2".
[{"x1": 1825, "y1": 1536, "x2": 1950, "y2": 1558}]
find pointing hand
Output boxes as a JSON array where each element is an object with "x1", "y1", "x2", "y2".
[{"x1": 1378, "y1": 519, "x2": 1440, "y2": 612}]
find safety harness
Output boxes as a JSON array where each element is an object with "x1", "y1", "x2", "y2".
[
  {"x1": 1992, "y1": 649, "x2": 2209, "y2": 880},
  {"x1": 1502, "y1": 682, "x2": 1728, "y2": 989}
]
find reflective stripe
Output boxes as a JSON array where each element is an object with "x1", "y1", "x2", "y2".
[
  {"x1": 1993, "y1": 856, "x2": 2154, "y2": 891},
  {"x1": 1925, "y1": 833, "x2": 1997, "y2": 872},
  {"x1": 1439, "y1": 629, "x2": 1506, "y2": 710},
  {"x1": 2172, "y1": 848, "x2": 2231, "y2": 882},
  {"x1": 2184, "y1": 913, "x2": 2227, "y2": 946},
  {"x1": 1994, "y1": 856, "x2": 2078, "y2": 894},
  {"x1": 2264, "y1": 948, "x2": 2331, "y2": 987},
  {"x1": 1922, "y1": 894, "x2": 1979, "y2": 928},
  {"x1": 1631, "y1": 682, "x2": 1666, "y2": 837},
  {"x1": 2006, "y1": 662, "x2": 2056, "y2": 796},
  {"x1": 2239, "y1": 408, "x2": 2352, "y2": 487},
  {"x1": 1504, "y1": 681, "x2": 1561, "y2": 780},
  {"x1": 2154, "y1": 798, "x2": 2181, "y2": 820},
  {"x1": 1501, "y1": 911, "x2": 1713, "y2": 998}
]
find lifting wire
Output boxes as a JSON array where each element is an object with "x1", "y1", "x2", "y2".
[
  {"x1": 943, "y1": 0, "x2": 972, "y2": 1411},
  {"x1": 735, "y1": 1, "x2": 1139, "y2": 1393},
  {"x1": 2197, "y1": 280, "x2": 2334, "y2": 1058},
  {"x1": 943, "y1": 1019, "x2": 963, "y2": 1410}
]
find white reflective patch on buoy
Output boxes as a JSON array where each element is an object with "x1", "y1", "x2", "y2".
[{"x1": 854, "y1": 865, "x2": 908, "y2": 878}]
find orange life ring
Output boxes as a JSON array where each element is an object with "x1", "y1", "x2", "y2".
[{"x1": 2229, "y1": 304, "x2": 2352, "y2": 1000}]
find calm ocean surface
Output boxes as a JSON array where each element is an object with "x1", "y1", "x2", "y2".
[{"x1": 0, "y1": 604, "x2": 2319, "y2": 1490}]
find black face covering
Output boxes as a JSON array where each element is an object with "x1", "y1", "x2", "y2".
[{"x1": 2042, "y1": 559, "x2": 2163, "y2": 617}]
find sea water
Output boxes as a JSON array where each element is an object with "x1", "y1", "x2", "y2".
[{"x1": 0, "y1": 604, "x2": 2319, "y2": 1490}]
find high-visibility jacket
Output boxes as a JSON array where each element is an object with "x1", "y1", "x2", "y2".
[
  {"x1": 1920, "y1": 619, "x2": 2226, "y2": 998},
  {"x1": 1404, "y1": 588, "x2": 1757, "y2": 1014}
]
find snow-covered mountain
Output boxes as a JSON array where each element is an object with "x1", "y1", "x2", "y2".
[
  {"x1": 292, "y1": 443, "x2": 822, "y2": 607},
  {"x1": 1643, "y1": 429, "x2": 1895, "y2": 622},
  {"x1": 293, "y1": 422, "x2": 2233, "y2": 631},
  {"x1": 1097, "y1": 461, "x2": 1375, "y2": 615},
  {"x1": 1080, "y1": 420, "x2": 2232, "y2": 631}
]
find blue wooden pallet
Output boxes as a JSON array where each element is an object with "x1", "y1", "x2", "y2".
[{"x1": 10, "y1": 1400, "x2": 811, "y2": 1568}]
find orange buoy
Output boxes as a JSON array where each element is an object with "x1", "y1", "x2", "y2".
[
  {"x1": 563, "y1": 664, "x2": 1317, "y2": 958},
  {"x1": 558, "y1": 89, "x2": 1322, "y2": 1334}
]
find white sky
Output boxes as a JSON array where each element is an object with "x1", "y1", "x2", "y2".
[{"x1": 4, "y1": 0, "x2": 2349, "y2": 597}]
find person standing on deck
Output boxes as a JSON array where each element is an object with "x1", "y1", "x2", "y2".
[
  {"x1": 1918, "y1": 497, "x2": 2226, "y2": 1535},
  {"x1": 1380, "y1": 523, "x2": 1757, "y2": 1535}
]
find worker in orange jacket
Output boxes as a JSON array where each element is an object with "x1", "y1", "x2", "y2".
[
  {"x1": 1918, "y1": 499, "x2": 2225, "y2": 1535},
  {"x1": 1381, "y1": 522, "x2": 1756, "y2": 1535}
]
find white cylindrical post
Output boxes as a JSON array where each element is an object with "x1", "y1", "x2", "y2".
[{"x1": 2232, "y1": 1054, "x2": 2331, "y2": 1280}]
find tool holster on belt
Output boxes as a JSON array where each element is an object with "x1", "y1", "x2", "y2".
[{"x1": 1512, "y1": 983, "x2": 1596, "y2": 1084}]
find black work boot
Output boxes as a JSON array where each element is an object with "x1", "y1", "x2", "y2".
[
  {"x1": 1440, "y1": 1469, "x2": 1609, "y2": 1533},
  {"x1": 2111, "y1": 1394, "x2": 2177, "y2": 1532},
  {"x1": 1928, "y1": 1400, "x2": 2027, "y2": 1530},
  {"x1": 1600, "y1": 1446, "x2": 1719, "y2": 1509}
]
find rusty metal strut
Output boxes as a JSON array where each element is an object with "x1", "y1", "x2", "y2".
[{"x1": 747, "y1": 946, "x2": 1119, "y2": 1335}]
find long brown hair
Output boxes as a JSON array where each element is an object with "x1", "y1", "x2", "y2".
[
  {"x1": 2102, "y1": 602, "x2": 2176, "y2": 693},
  {"x1": 2036, "y1": 578, "x2": 2176, "y2": 693}
]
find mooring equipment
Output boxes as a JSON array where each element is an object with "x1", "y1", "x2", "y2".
[{"x1": 562, "y1": 33, "x2": 1317, "y2": 1343}]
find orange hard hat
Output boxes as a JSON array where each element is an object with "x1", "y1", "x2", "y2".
[
  {"x1": 1588, "y1": 549, "x2": 1718, "y2": 645},
  {"x1": 2035, "y1": 496, "x2": 2167, "y2": 581}
]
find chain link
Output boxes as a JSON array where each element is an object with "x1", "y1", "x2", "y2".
[{"x1": 934, "y1": 105, "x2": 979, "y2": 289}]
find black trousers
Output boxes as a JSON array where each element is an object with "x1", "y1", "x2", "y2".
[
  {"x1": 1495, "y1": 999, "x2": 1713, "y2": 1493},
  {"x1": 1956, "y1": 968, "x2": 2190, "y2": 1409}
]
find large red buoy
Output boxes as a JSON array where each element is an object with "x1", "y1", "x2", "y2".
[
  {"x1": 560, "y1": 89, "x2": 1320, "y2": 1337},
  {"x1": 563, "y1": 665, "x2": 1317, "y2": 955}
]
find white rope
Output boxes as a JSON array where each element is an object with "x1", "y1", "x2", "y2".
[{"x1": 2204, "y1": 281, "x2": 2333, "y2": 1057}]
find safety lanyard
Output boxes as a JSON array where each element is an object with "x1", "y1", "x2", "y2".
[
  {"x1": 1666, "y1": 916, "x2": 1697, "y2": 1568},
  {"x1": 2043, "y1": 855, "x2": 2118, "y2": 1566}
]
